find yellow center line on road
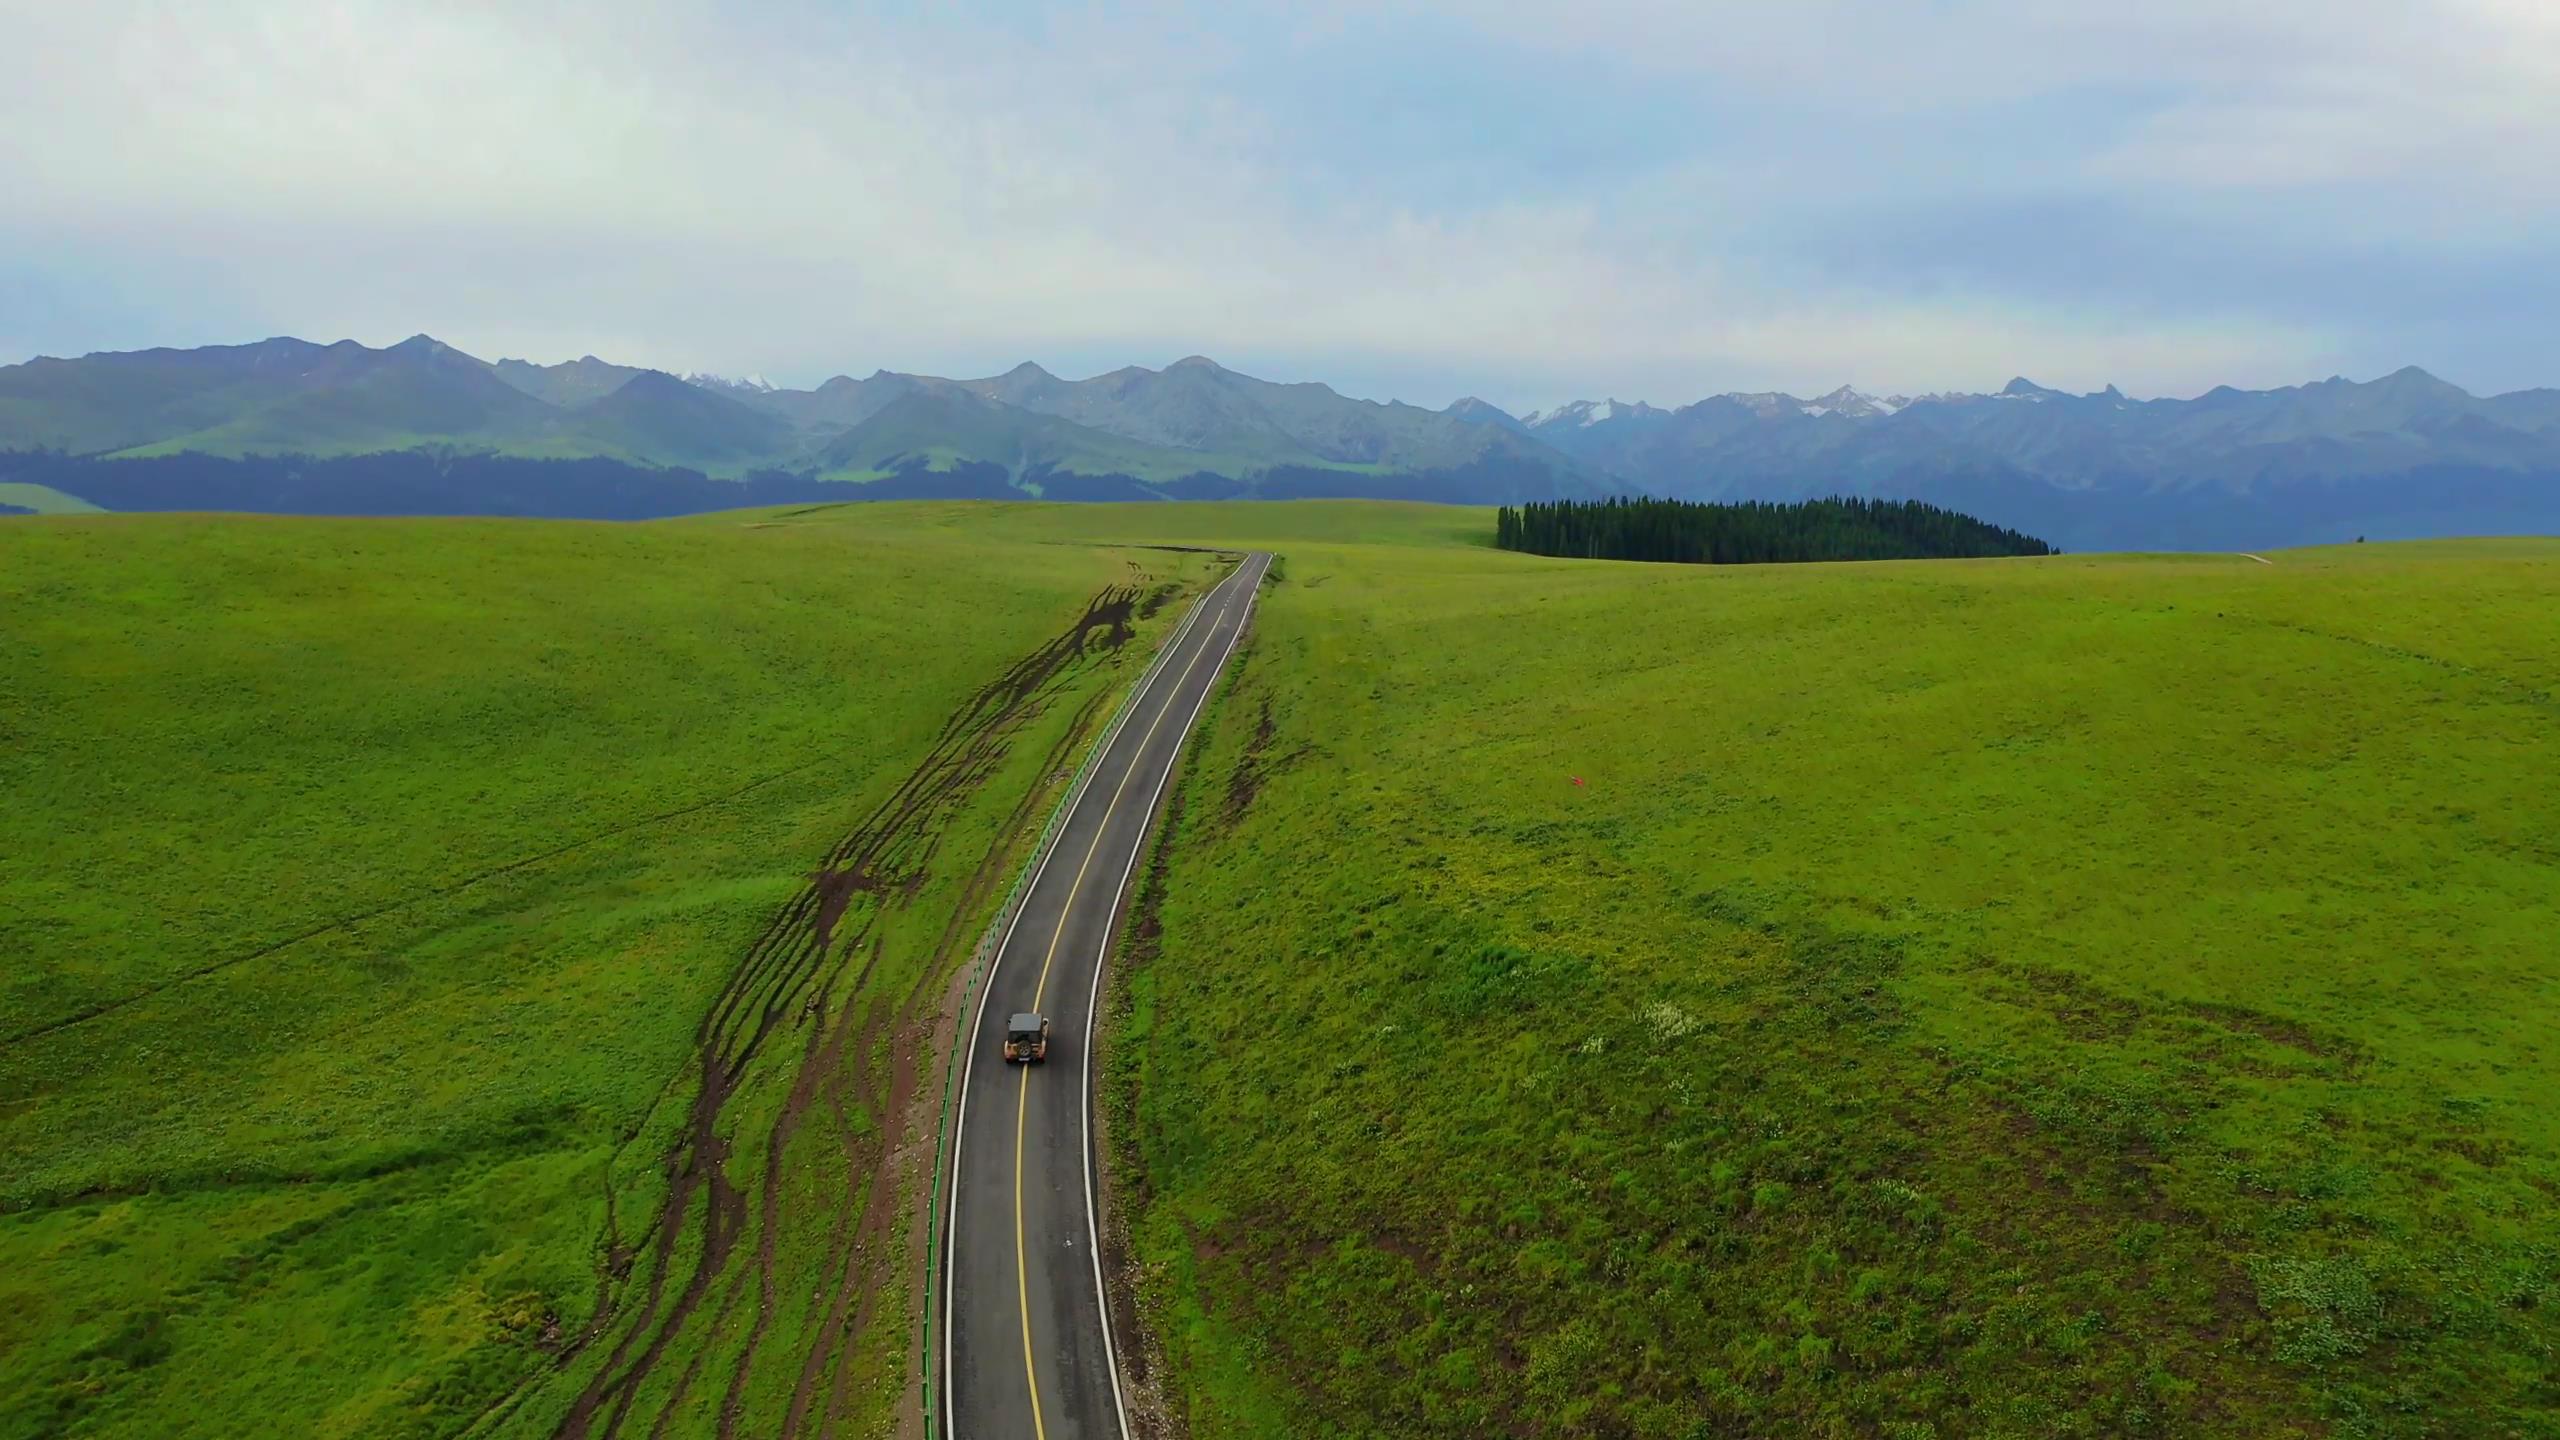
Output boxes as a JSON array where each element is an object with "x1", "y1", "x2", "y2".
[{"x1": 1011, "y1": 567, "x2": 1246, "y2": 1440}]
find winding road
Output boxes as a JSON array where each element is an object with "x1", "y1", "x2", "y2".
[{"x1": 939, "y1": 551, "x2": 1269, "y2": 1440}]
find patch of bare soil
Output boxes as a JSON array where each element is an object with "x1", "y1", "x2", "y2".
[{"x1": 1221, "y1": 697, "x2": 1278, "y2": 824}]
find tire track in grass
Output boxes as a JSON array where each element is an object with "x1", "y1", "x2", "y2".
[
  {"x1": 554, "y1": 586, "x2": 1141, "y2": 1440},
  {"x1": 778, "y1": 693, "x2": 1109, "y2": 1440}
]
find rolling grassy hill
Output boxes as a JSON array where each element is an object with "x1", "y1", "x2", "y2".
[
  {"x1": 0, "y1": 511, "x2": 1215, "y2": 1438},
  {"x1": 985, "y1": 510, "x2": 2555, "y2": 1438},
  {"x1": 8, "y1": 499, "x2": 2554, "y2": 1439}
]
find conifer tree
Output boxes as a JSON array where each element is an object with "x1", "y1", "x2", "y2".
[{"x1": 1493, "y1": 495, "x2": 2051, "y2": 564}]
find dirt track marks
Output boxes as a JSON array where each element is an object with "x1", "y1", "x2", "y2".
[{"x1": 554, "y1": 586, "x2": 1143, "y2": 1440}]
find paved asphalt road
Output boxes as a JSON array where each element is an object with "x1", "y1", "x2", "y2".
[{"x1": 941, "y1": 552, "x2": 1269, "y2": 1440}]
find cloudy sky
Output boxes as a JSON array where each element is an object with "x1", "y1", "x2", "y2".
[{"x1": 3, "y1": 0, "x2": 2554, "y2": 410}]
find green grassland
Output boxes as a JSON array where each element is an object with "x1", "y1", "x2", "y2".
[
  {"x1": 8, "y1": 497, "x2": 2556, "y2": 1440},
  {"x1": 1088, "y1": 517, "x2": 2560, "y2": 1438},
  {"x1": 0, "y1": 510, "x2": 1215, "y2": 1438}
]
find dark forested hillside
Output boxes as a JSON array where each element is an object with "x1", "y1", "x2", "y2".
[
  {"x1": 1496, "y1": 495, "x2": 2053, "y2": 563},
  {"x1": 0, "y1": 450, "x2": 867, "y2": 519},
  {"x1": 0, "y1": 449, "x2": 1592, "y2": 518}
]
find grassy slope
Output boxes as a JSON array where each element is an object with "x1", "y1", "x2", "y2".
[
  {"x1": 1086, "y1": 513, "x2": 2559, "y2": 1438},
  {"x1": 0, "y1": 511, "x2": 1211, "y2": 1438},
  {"x1": 0, "y1": 482, "x2": 105, "y2": 515},
  {"x1": 11, "y1": 498, "x2": 2553, "y2": 1438}
]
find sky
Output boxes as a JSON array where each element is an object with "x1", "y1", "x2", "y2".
[{"x1": 2, "y1": 0, "x2": 2555, "y2": 412}]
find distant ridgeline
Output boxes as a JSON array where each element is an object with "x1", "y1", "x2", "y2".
[
  {"x1": 1496, "y1": 496, "x2": 2054, "y2": 564},
  {"x1": 10, "y1": 337, "x2": 2560, "y2": 546}
]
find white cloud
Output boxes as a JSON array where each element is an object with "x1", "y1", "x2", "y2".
[
  {"x1": 2088, "y1": 3, "x2": 2560, "y2": 203},
  {"x1": 0, "y1": 0, "x2": 2512, "y2": 405},
  {"x1": 1362, "y1": 0, "x2": 2560, "y2": 200}
]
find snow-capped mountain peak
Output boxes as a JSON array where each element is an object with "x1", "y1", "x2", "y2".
[
  {"x1": 1526, "y1": 387, "x2": 1928, "y2": 424},
  {"x1": 1801, "y1": 385, "x2": 1913, "y2": 419},
  {"x1": 684, "y1": 371, "x2": 778, "y2": 394},
  {"x1": 1724, "y1": 392, "x2": 1801, "y2": 419},
  {"x1": 1521, "y1": 399, "x2": 1599, "y2": 428},
  {"x1": 1521, "y1": 398, "x2": 1666, "y2": 428}
]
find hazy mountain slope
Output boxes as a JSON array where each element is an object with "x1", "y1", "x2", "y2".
[
  {"x1": 0, "y1": 339, "x2": 1603, "y2": 511},
  {"x1": 566, "y1": 370, "x2": 801, "y2": 467},
  {"x1": 2482, "y1": 388, "x2": 2560, "y2": 433},
  {"x1": 1488, "y1": 368, "x2": 2560, "y2": 540},
  {"x1": 738, "y1": 371, "x2": 990, "y2": 432},
  {"x1": 1442, "y1": 396, "x2": 1529, "y2": 434},
  {"x1": 811, "y1": 387, "x2": 1223, "y2": 483},
  {"x1": 118, "y1": 337, "x2": 563, "y2": 459},
  {"x1": 957, "y1": 356, "x2": 1589, "y2": 475},
  {"x1": 5, "y1": 338, "x2": 2557, "y2": 544},
  {"x1": 0, "y1": 338, "x2": 338, "y2": 453},
  {"x1": 954, "y1": 358, "x2": 1319, "y2": 463},
  {"x1": 490, "y1": 354, "x2": 654, "y2": 407},
  {"x1": 4, "y1": 340, "x2": 817, "y2": 472}
]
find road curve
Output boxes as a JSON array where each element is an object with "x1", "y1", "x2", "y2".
[{"x1": 940, "y1": 551, "x2": 1269, "y2": 1440}]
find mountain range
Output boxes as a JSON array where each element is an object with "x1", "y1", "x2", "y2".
[{"x1": 3, "y1": 334, "x2": 2557, "y2": 550}]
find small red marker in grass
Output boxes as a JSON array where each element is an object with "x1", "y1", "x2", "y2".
[{"x1": 1570, "y1": 776, "x2": 1586, "y2": 787}]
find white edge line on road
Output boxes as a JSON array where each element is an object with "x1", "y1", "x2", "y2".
[
  {"x1": 1082, "y1": 552, "x2": 1264, "y2": 1440},
  {"x1": 939, "y1": 559, "x2": 1238, "y2": 1440}
]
